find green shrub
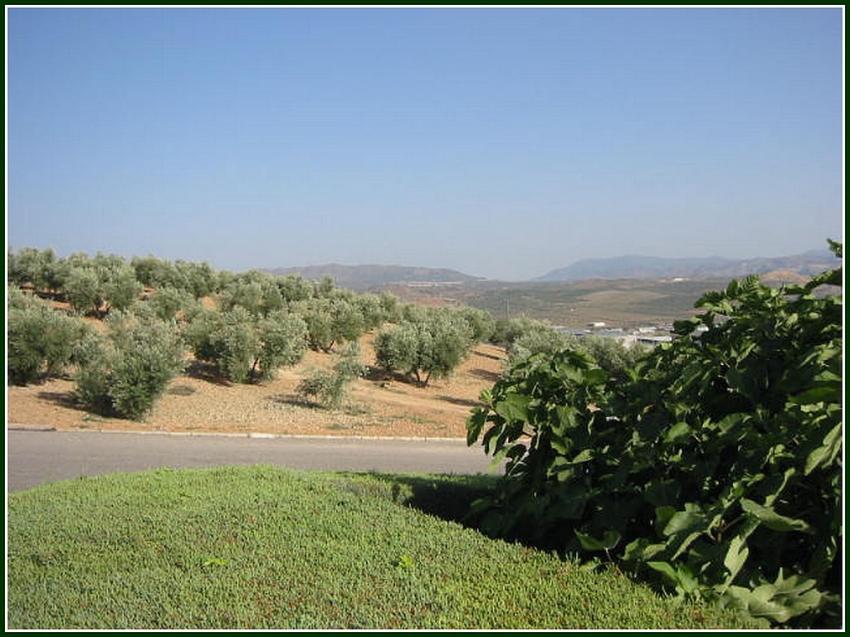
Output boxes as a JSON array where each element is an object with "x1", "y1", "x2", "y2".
[
  {"x1": 148, "y1": 286, "x2": 197, "y2": 321},
  {"x1": 255, "y1": 311, "x2": 308, "y2": 381},
  {"x1": 211, "y1": 308, "x2": 260, "y2": 383},
  {"x1": 8, "y1": 288, "x2": 39, "y2": 310},
  {"x1": 186, "y1": 307, "x2": 306, "y2": 383},
  {"x1": 61, "y1": 260, "x2": 142, "y2": 316},
  {"x1": 507, "y1": 326, "x2": 579, "y2": 365},
  {"x1": 218, "y1": 274, "x2": 283, "y2": 316},
  {"x1": 354, "y1": 293, "x2": 386, "y2": 331},
  {"x1": 7, "y1": 247, "x2": 60, "y2": 292},
  {"x1": 8, "y1": 300, "x2": 91, "y2": 385},
  {"x1": 64, "y1": 267, "x2": 104, "y2": 315},
  {"x1": 374, "y1": 311, "x2": 473, "y2": 386},
  {"x1": 378, "y1": 291, "x2": 403, "y2": 323},
  {"x1": 456, "y1": 307, "x2": 496, "y2": 343},
  {"x1": 294, "y1": 298, "x2": 365, "y2": 353},
  {"x1": 490, "y1": 316, "x2": 554, "y2": 346},
  {"x1": 374, "y1": 321, "x2": 420, "y2": 376},
  {"x1": 467, "y1": 248, "x2": 842, "y2": 627},
  {"x1": 273, "y1": 274, "x2": 312, "y2": 303},
  {"x1": 102, "y1": 264, "x2": 143, "y2": 312},
  {"x1": 581, "y1": 335, "x2": 646, "y2": 377},
  {"x1": 297, "y1": 342, "x2": 366, "y2": 408},
  {"x1": 74, "y1": 311, "x2": 185, "y2": 419}
]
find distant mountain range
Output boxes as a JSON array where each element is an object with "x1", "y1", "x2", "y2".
[
  {"x1": 535, "y1": 249, "x2": 838, "y2": 282},
  {"x1": 265, "y1": 249, "x2": 838, "y2": 290},
  {"x1": 265, "y1": 264, "x2": 483, "y2": 290}
]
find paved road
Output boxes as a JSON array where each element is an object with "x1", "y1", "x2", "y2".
[{"x1": 7, "y1": 429, "x2": 497, "y2": 492}]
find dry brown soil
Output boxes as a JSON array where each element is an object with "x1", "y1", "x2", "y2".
[{"x1": 7, "y1": 332, "x2": 507, "y2": 439}]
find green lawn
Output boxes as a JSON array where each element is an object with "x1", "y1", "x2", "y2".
[{"x1": 8, "y1": 466, "x2": 753, "y2": 629}]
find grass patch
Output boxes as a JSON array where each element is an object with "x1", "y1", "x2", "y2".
[{"x1": 8, "y1": 466, "x2": 753, "y2": 629}]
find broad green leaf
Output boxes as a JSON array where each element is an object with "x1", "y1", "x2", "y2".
[
  {"x1": 789, "y1": 385, "x2": 839, "y2": 405},
  {"x1": 466, "y1": 408, "x2": 487, "y2": 446},
  {"x1": 662, "y1": 506, "x2": 707, "y2": 537},
  {"x1": 584, "y1": 368, "x2": 608, "y2": 385},
  {"x1": 647, "y1": 561, "x2": 699, "y2": 595},
  {"x1": 804, "y1": 422, "x2": 842, "y2": 475},
  {"x1": 722, "y1": 535, "x2": 749, "y2": 586},
  {"x1": 574, "y1": 529, "x2": 620, "y2": 551},
  {"x1": 568, "y1": 448, "x2": 594, "y2": 465},
  {"x1": 664, "y1": 422, "x2": 691, "y2": 443},
  {"x1": 654, "y1": 505, "x2": 676, "y2": 533},
  {"x1": 555, "y1": 405, "x2": 579, "y2": 431},
  {"x1": 622, "y1": 538, "x2": 665, "y2": 562},
  {"x1": 740, "y1": 499, "x2": 812, "y2": 534},
  {"x1": 493, "y1": 392, "x2": 532, "y2": 422}
]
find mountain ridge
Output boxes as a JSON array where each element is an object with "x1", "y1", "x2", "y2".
[
  {"x1": 264, "y1": 263, "x2": 484, "y2": 290},
  {"x1": 535, "y1": 248, "x2": 836, "y2": 282}
]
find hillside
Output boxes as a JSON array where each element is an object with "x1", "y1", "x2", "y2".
[
  {"x1": 537, "y1": 249, "x2": 836, "y2": 282},
  {"x1": 266, "y1": 263, "x2": 483, "y2": 290},
  {"x1": 7, "y1": 331, "x2": 505, "y2": 438}
]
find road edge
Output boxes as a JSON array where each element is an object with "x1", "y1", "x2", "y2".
[{"x1": 6, "y1": 423, "x2": 469, "y2": 443}]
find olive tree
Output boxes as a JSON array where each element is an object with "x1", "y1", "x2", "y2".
[
  {"x1": 102, "y1": 264, "x2": 143, "y2": 313},
  {"x1": 8, "y1": 297, "x2": 92, "y2": 385},
  {"x1": 297, "y1": 341, "x2": 366, "y2": 409},
  {"x1": 64, "y1": 267, "x2": 104, "y2": 315},
  {"x1": 374, "y1": 310, "x2": 473, "y2": 386},
  {"x1": 148, "y1": 286, "x2": 198, "y2": 322},
  {"x1": 218, "y1": 275, "x2": 284, "y2": 317},
  {"x1": 276, "y1": 274, "x2": 314, "y2": 303},
  {"x1": 294, "y1": 297, "x2": 364, "y2": 353},
  {"x1": 456, "y1": 307, "x2": 496, "y2": 343},
  {"x1": 254, "y1": 311, "x2": 308, "y2": 381},
  {"x1": 74, "y1": 310, "x2": 185, "y2": 420},
  {"x1": 8, "y1": 247, "x2": 61, "y2": 294},
  {"x1": 185, "y1": 307, "x2": 306, "y2": 383}
]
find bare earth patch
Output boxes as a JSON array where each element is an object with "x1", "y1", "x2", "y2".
[{"x1": 7, "y1": 333, "x2": 507, "y2": 439}]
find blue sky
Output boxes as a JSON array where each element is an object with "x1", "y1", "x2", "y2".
[{"x1": 7, "y1": 8, "x2": 843, "y2": 280}]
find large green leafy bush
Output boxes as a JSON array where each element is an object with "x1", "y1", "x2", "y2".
[{"x1": 467, "y1": 248, "x2": 842, "y2": 627}]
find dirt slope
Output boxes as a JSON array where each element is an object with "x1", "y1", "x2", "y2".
[{"x1": 6, "y1": 333, "x2": 506, "y2": 439}]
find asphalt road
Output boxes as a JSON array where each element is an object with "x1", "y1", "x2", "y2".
[{"x1": 6, "y1": 429, "x2": 497, "y2": 492}]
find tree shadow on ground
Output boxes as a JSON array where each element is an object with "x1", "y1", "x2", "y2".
[
  {"x1": 362, "y1": 366, "x2": 413, "y2": 385},
  {"x1": 183, "y1": 360, "x2": 232, "y2": 387},
  {"x1": 36, "y1": 391, "x2": 85, "y2": 411},
  {"x1": 437, "y1": 395, "x2": 481, "y2": 408},
  {"x1": 266, "y1": 393, "x2": 322, "y2": 410},
  {"x1": 473, "y1": 349, "x2": 505, "y2": 362},
  {"x1": 468, "y1": 368, "x2": 502, "y2": 383},
  {"x1": 36, "y1": 391, "x2": 121, "y2": 421},
  {"x1": 167, "y1": 384, "x2": 197, "y2": 396}
]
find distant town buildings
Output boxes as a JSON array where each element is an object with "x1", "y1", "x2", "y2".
[{"x1": 554, "y1": 321, "x2": 677, "y2": 349}]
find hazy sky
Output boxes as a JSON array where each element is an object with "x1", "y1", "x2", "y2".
[{"x1": 7, "y1": 8, "x2": 843, "y2": 280}]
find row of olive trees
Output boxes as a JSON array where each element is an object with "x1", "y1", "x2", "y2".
[
  {"x1": 8, "y1": 293, "x2": 184, "y2": 420},
  {"x1": 9, "y1": 284, "x2": 639, "y2": 422},
  {"x1": 7, "y1": 248, "x2": 385, "y2": 318}
]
